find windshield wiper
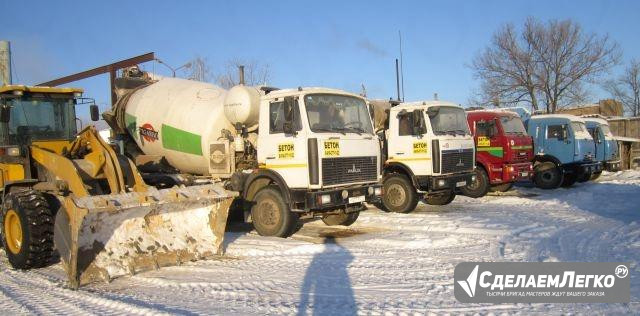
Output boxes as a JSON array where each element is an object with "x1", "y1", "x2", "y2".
[
  {"x1": 314, "y1": 127, "x2": 345, "y2": 135},
  {"x1": 340, "y1": 127, "x2": 365, "y2": 135}
]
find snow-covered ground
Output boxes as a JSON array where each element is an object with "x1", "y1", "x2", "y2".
[{"x1": 1, "y1": 170, "x2": 639, "y2": 315}]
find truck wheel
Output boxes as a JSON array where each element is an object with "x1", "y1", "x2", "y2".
[
  {"x1": 460, "y1": 167, "x2": 489, "y2": 198},
  {"x1": 561, "y1": 173, "x2": 577, "y2": 187},
  {"x1": 533, "y1": 162, "x2": 563, "y2": 189},
  {"x1": 322, "y1": 211, "x2": 359, "y2": 226},
  {"x1": 577, "y1": 171, "x2": 591, "y2": 183},
  {"x1": 489, "y1": 183, "x2": 513, "y2": 192},
  {"x1": 590, "y1": 171, "x2": 602, "y2": 181},
  {"x1": 382, "y1": 174, "x2": 418, "y2": 213},
  {"x1": 251, "y1": 186, "x2": 299, "y2": 237},
  {"x1": 1, "y1": 190, "x2": 56, "y2": 269},
  {"x1": 425, "y1": 190, "x2": 456, "y2": 205}
]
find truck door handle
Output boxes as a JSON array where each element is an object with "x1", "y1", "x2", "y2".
[
  {"x1": 266, "y1": 156, "x2": 275, "y2": 159},
  {"x1": 395, "y1": 152, "x2": 405, "y2": 155}
]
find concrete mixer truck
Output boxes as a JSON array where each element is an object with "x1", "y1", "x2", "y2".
[
  {"x1": 369, "y1": 100, "x2": 476, "y2": 213},
  {"x1": 104, "y1": 67, "x2": 382, "y2": 237}
]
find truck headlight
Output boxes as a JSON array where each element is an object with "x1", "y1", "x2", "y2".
[
  {"x1": 471, "y1": 175, "x2": 477, "y2": 182},
  {"x1": 342, "y1": 190, "x2": 349, "y2": 199},
  {"x1": 374, "y1": 187, "x2": 382, "y2": 196},
  {"x1": 320, "y1": 195, "x2": 331, "y2": 205},
  {"x1": 437, "y1": 179, "x2": 446, "y2": 187},
  {"x1": 5, "y1": 147, "x2": 20, "y2": 156},
  {"x1": 367, "y1": 187, "x2": 374, "y2": 195}
]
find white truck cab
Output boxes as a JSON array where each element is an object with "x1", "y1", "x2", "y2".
[
  {"x1": 237, "y1": 87, "x2": 383, "y2": 236},
  {"x1": 371, "y1": 100, "x2": 476, "y2": 213}
]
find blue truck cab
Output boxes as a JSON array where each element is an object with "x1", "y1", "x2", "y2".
[
  {"x1": 525, "y1": 114, "x2": 601, "y2": 189},
  {"x1": 582, "y1": 117, "x2": 620, "y2": 179}
]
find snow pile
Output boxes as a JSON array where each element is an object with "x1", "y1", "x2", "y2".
[{"x1": 0, "y1": 170, "x2": 638, "y2": 314}]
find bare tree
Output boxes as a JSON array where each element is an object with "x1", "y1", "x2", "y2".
[
  {"x1": 471, "y1": 17, "x2": 621, "y2": 113},
  {"x1": 604, "y1": 60, "x2": 640, "y2": 116},
  {"x1": 472, "y1": 22, "x2": 540, "y2": 110},
  {"x1": 186, "y1": 56, "x2": 212, "y2": 82},
  {"x1": 214, "y1": 59, "x2": 271, "y2": 89}
]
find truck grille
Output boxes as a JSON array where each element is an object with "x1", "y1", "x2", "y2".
[
  {"x1": 322, "y1": 156, "x2": 377, "y2": 186},
  {"x1": 441, "y1": 149, "x2": 474, "y2": 173}
]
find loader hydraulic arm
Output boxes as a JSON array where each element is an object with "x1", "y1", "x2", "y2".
[{"x1": 30, "y1": 126, "x2": 147, "y2": 196}]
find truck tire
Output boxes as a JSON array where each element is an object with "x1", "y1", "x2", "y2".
[
  {"x1": 251, "y1": 186, "x2": 299, "y2": 237},
  {"x1": 561, "y1": 173, "x2": 577, "y2": 187},
  {"x1": 577, "y1": 171, "x2": 591, "y2": 183},
  {"x1": 322, "y1": 211, "x2": 359, "y2": 226},
  {"x1": 489, "y1": 183, "x2": 513, "y2": 192},
  {"x1": 460, "y1": 167, "x2": 489, "y2": 198},
  {"x1": 382, "y1": 174, "x2": 418, "y2": 213},
  {"x1": 1, "y1": 190, "x2": 56, "y2": 269},
  {"x1": 533, "y1": 162, "x2": 563, "y2": 189},
  {"x1": 590, "y1": 171, "x2": 602, "y2": 181},
  {"x1": 425, "y1": 190, "x2": 456, "y2": 205}
]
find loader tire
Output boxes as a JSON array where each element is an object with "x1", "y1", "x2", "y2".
[
  {"x1": 322, "y1": 211, "x2": 359, "y2": 226},
  {"x1": 251, "y1": 186, "x2": 299, "y2": 238},
  {"x1": 460, "y1": 167, "x2": 489, "y2": 198},
  {"x1": 1, "y1": 190, "x2": 55, "y2": 269},
  {"x1": 489, "y1": 183, "x2": 513, "y2": 192},
  {"x1": 382, "y1": 174, "x2": 418, "y2": 213},
  {"x1": 533, "y1": 162, "x2": 563, "y2": 189},
  {"x1": 425, "y1": 190, "x2": 456, "y2": 205}
]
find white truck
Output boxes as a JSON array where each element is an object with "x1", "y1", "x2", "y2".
[
  {"x1": 370, "y1": 100, "x2": 476, "y2": 213},
  {"x1": 105, "y1": 67, "x2": 382, "y2": 237}
]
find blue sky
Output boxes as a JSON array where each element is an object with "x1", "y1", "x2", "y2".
[{"x1": 2, "y1": 0, "x2": 639, "y2": 119}]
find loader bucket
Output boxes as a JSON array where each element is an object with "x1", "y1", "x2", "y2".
[{"x1": 53, "y1": 184, "x2": 235, "y2": 288}]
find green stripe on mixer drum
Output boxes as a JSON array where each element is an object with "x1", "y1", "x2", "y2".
[
  {"x1": 161, "y1": 124, "x2": 203, "y2": 156},
  {"x1": 125, "y1": 113, "x2": 138, "y2": 140}
]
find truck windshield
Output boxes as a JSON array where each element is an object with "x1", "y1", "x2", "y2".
[
  {"x1": 304, "y1": 94, "x2": 373, "y2": 135},
  {"x1": 570, "y1": 121, "x2": 591, "y2": 139},
  {"x1": 0, "y1": 97, "x2": 77, "y2": 145},
  {"x1": 427, "y1": 106, "x2": 470, "y2": 136},
  {"x1": 500, "y1": 115, "x2": 527, "y2": 134},
  {"x1": 600, "y1": 124, "x2": 613, "y2": 137}
]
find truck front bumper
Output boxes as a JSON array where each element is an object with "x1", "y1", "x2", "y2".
[
  {"x1": 565, "y1": 161, "x2": 602, "y2": 175},
  {"x1": 495, "y1": 162, "x2": 533, "y2": 184},
  {"x1": 297, "y1": 184, "x2": 383, "y2": 211},
  {"x1": 604, "y1": 160, "x2": 621, "y2": 172},
  {"x1": 416, "y1": 171, "x2": 476, "y2": 192}
]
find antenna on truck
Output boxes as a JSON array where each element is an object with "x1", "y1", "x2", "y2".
[
  {"x1": 399, "y1": 30, "x2": 405, "y2": 102},
  {"x1": 395, "y1": 59, "x2": 401, "y2": 102}
]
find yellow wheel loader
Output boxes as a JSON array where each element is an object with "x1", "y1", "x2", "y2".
[{"x1": 0, "y1": 85, "x2": 234, "y2": 288}]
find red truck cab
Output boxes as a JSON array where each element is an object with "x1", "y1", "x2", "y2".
[{"x1": 460, "y1": 110, "x2": 534, "y2": 197}]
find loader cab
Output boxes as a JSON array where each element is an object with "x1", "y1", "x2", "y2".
[
  {"x1": 0, "y1": 85, "x2": 88, "y2": 188},
  {"x1": 0, "y1": 86, "x2": 87, "y2": 154}
]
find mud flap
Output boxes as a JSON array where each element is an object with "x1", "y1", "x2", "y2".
[{"x1": 54, "y1": 184, "x2": 235, "y2": 288}]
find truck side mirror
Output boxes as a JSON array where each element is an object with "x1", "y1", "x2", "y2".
[
  {"x1": 0, "y1": 104, "x2": 10, "y2": 123},
  {"x1": 560, "y1": 125, "x2": 568, "y2": 141},
  {"x1": 90, "y1": 104, "x2": 100, "y2": 121},
  {"x1": 411, "y1": 110, "x2": 425, "y2": 135},
  {"x1": 426, "y1": 107, "x2": 439, "y2": 118},
  {"x1": 282, "y1": 97, "x2": 296, "y2": 135},
  {"x1": 486, "y1": 122, "x2": 495, "y2": 138}
]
